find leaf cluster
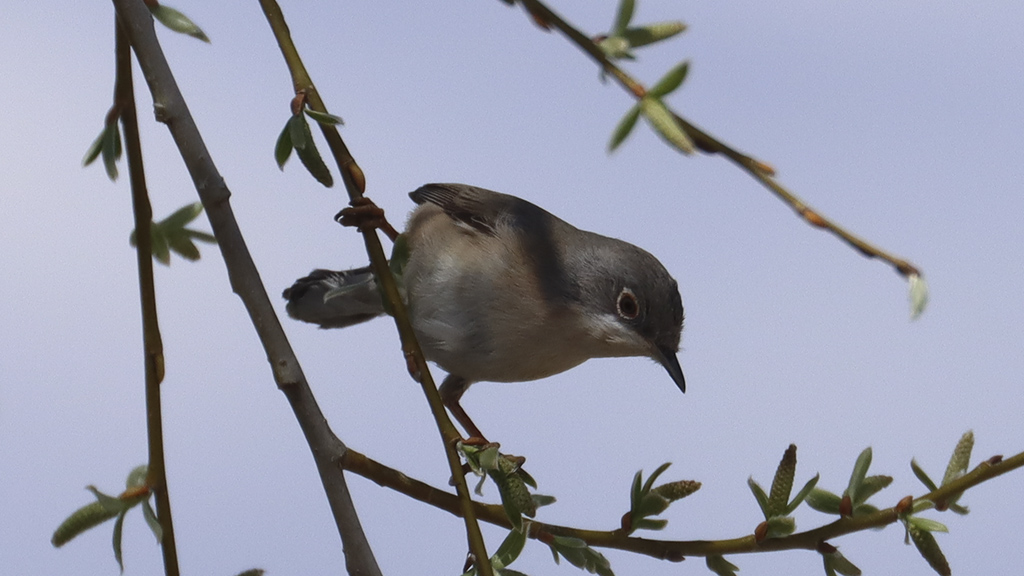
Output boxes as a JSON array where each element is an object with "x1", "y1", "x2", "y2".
[{"x1": 129, "y1": 202, "x2": 217, "y2": 265}]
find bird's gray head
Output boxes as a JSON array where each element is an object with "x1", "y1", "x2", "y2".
[{"x1": 568, "y1": 235, "x2": 686, "y2": 392}]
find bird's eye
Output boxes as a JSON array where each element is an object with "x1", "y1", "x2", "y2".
[{"x1": 616, "y1": 288, "x2": 639, "y2": 320}]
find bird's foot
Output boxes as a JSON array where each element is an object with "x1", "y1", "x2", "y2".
[{"x1": 335, "y1": 197, "x2": 400, "y2": 241}]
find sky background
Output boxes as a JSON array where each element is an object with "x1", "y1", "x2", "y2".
[{"x1": 2, "y1": 1, "x2": 1023, "y2": 575}]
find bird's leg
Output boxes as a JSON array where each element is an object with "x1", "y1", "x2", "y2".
[
  {"x1": 439, "y1": 375, "x2": 489, "y2": 443},
  {"x1": 335, "y1": 197, "x2": 400, "y2": 242}
]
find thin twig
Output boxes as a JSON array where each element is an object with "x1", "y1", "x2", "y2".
[
  {"x1": 109, "y1": 2, "x2": 381, "y2": 574},
  {"x1": 258, "y1": 1, "x2": 494, "y2": 573},
  {"x1": 514, "y1": 0, "x2": 922, "y2": 280},
  {"x1": 115, "y1": 18, "x2": 180, "y2": 576},
  {"x1": 343, "y1": 446, "x2": 1024, "y2": 561}
]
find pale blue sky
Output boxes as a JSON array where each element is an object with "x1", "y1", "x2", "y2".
[{"x1": 2, "y1": 1, "x2": 1023, "y2": 575}]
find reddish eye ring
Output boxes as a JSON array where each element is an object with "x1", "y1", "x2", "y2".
[{"x1": 616, "y1": 288, "x2": 639, "y2": 320}]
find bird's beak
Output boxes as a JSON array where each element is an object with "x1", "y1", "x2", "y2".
[{"x1": 655, "y1": 345, "x2": 686, "y2": 393}]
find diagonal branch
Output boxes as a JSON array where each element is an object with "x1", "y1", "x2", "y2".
[
  {"x1": 514, "y1": 0, "x2": 922, "y2": 281},
  {"x1": 109, "y1": 1, "x2": 381, "y2": 574}
]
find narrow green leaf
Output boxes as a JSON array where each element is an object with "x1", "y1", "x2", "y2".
[
  {"x1": 304, "y1": 108, "x2": 344, "y2": 126},
  {"x1": 87, "y1": 486, "x2": 127, "y2": 514},
  {"x1": 621, "y1": 21, "x2": 686, "y2": 49},
  {"x1": 763, "y1": 515, "x2": 796, "y2": 539},
  {"x1": 911, "y1": 459, "x2": 939, "y2": 492},
  {"x1": 941, "y1": 431, "x2": 974, "y2": 487},
  {"x1": 290, "y1": 115, "x2": 333, "y2": 186},
  {"x1": 234, "y1": 570, "x2": 266, "y2": 576},
  {"x1": 532, "y1": 494, "x2": 556, "y2": 509},
  {"x1": 598, "y1": 36, "x2": 632, "y2": 60},
  {"x1": 112, "y1": 511, "x2": 126, "y2": 572},
  {"x1": 852, "y1": 503, "x2": 879, "y2": 516},
  {"x1": 125, "y1": 465, "x2": 148, "y2": 490},
  {"x1": 639, "y1": 97, "x2": 694, "y2": 154},
  {"x1": 102, "y1": 124, "x2": 120, "y2": 181},
  {"x1": 275, "y1": 119, "x2": 294, "y2": 168},
  {"x1": 636, "y1": 493, "x2": 670, "y2": 518},
  {"x1": 551, "y1": 535, "x2": 587, "y2": 549},
  {"x1": 706, "y1": 555, "x2": 739, "y2": 576},
  {"x1": 846, "y1": 447, "x2": 872, "y2": 503},
  {"x1": 909, "y1": 516, "x2": 949, "y2": 533},
  {"x1": 647, "y1": 60, "x2": 690, "y2": 98},
  {"x1": 492, "y1": 527, "x2": 527, "y2": 568},
  {"x1": 633, "y1": 518, "x2": 668, "y2": 531},
  {"x1": 853, "y1": 474, "x2": 893, "y2": 504},
  {"x1": 949, "y1": 503, "x2": 970, "y2": 515},
  {"x1": 151, "y1": 228, "x2": 171, "y2": 266},
  {"x1": 824, "y1": 551, "x2": 862, "y2": 576},
  {"x1": 159, "y1": 202, "x2": 204, "y2": 230},
  {"x1": 908, "y1": 273, "x2": 929, "y2": 320},
  {"x1": 609, "y1": 103, "x2": 641, "y2": 151},
  {"x1": 805, "y1": 487, "x2": 842, "y2": 514},
  {"x1": 83, "y1": 129, "x2": 106, "y2": 166},
  {"x1": 786, "y1": 473, "x2": 820, "y2": 515},
  {"x1": 288, "y1": 114, "x2": 309, "y2": 151},
  {"x1": 184, "y1": 229, "x2": 217, "y2": 244},
  {"x1": 149, "y1": 5, "x2": 211, "y2": 43},
  {"x1": 142, "y1": 500, "x2": 163, "y2": 542},
  {"x1": 630, "y1": 470, "x2": 643, "y2": 511},
  {"x1": 611, "y1": 0, "x2": 634, "y2": 35},
  {"x1": 167, "y1": 233, "x2": 201, "y2": 261},
  {"x1": 642, "y1": 462, "x2": 672, "y2": 495},
  {"x1": 51, "y1": 501, "x2": 119, "y2": 547},
  {"x1": 747, "y1": 477, "x2": 770, "y2": 518}
]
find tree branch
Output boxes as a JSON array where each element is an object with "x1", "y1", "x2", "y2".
[
  {"x1": 115, "y1": 17, "x2": 180, "y2": 576},
  {"x1": 514, "y1": 0, "x2": 922, "y2": 281},
  {"x1": 343, "y1": 446, "x2": 1024, "y2": 561},
  {"x1": 109, "y1": 2, "x2": 381, "y2": 574},
  {"x1": 257, "y1": 1, "x2": 494, "y2": 573}
]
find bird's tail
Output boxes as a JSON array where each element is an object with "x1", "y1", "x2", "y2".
[{"x1": 283, "y1": 267, "x2": 385, "y2": 329}]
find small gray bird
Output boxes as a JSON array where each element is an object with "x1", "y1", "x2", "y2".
[{"x1": 284, "y1": 183, "x2": 685, "y2": 439}]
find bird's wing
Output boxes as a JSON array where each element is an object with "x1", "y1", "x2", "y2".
[{"x1": 409, "y1": 183, "x2": 516, "y2": 236}]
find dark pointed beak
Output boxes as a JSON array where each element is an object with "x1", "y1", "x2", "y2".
[{"x1": 655, "y1": 345, "x2": 686, "y2": 393}]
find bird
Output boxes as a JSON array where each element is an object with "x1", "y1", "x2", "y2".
[{"x1": 283, "y1": 183, "x2": 685, "y2": 440}]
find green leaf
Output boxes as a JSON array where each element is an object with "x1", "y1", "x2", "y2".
[
  {"x1": 158, "y1": 202, "x2": 203, "y2": 230},
  {"x1": 289, "y1": 115, "x2": 334, "y2": 187},
  {"x1": 747, "y1": 476, "x2": 769, "y2": 518},
  {"x1": 167, "y1": 233, "x2": 201, "y2": 261},
  {"x1": 846, "y1": 447, "x2": 872, "y2": 503},
  {"x1": 823, "y1": 551, "x2": 862, "y2": 576},
  {"x1": 87, "y1": 486, "x2": 127, "y2": 514},
  {"x1": 911, "y1": 459, "x2": 939, "y2": 492},
  {"x1": 853, "y1": 474, "x2": 893, "y2": 504},
  {"x1": 908, "y1": 516, "x2": 949, "y2": 533},
  {"x1": 642, "y1": 462, "x2": 672, "y2": 495},
  {"x1": 51, "y1": 500, "x2": 120, "y2": 547},
  {"x1": 151, "y1": 227, "x2": 171, "y2": 266},
  {"x1": 532, "y1": 494, "x2": 557, "y2": 509},
  {"x1": 908, "y1": 273, "x2": 929, "y2": 320},
  {"x1": 639, "y1": 97, "x2": 694, "y2": 154},
  {"x1": 598, "y1": 36, "x2": 632, "y2": 60},
  {"x1": 763, "y1": 515, "x2": 796, "y2": 539},
  {"x1": 83, "y1": 129, "x2": 106, "y2": 167},
  {"x1": 941, "y1": 430, "x2": 974, "y2": 487},
  {"x1": 610, "y1": 0, "x2": 634, "y2": 35},
  {"x1": 142, "y1": 500, "x2": 163, "y2": 542},
  {"x1": 102, "y1": 123, "x2": 121, "y2": 181},
  {"x1": 304, "y1": 108, "x2": 344, "y2": 126},
  {"x1": 806, "y1": 487, "x2": 842, "y2": 515},
  {"x1": 621, "y1": 21, "x2": 686, "y2": 49},
  {"x1": 706, "y1": 555, "x2": 739, "y2": 576},
  {"x1": 633, "y1": 518, "x2": 668, "y2": 531},
  {"x1": 275, "y1": 119, "x2": 294, "y2": 168},
  {"x1": 786, "y1": 473, "x2": 820, "y2": 514},
  {"x1": 184, "y1": 229, "x2": 217, "y2": 244},
  {"x1": 234, "y1": 571, "x2": 266, "y2": 576},
  {"x1": 492, "y1": 527, "x2": 527, "y2": 569},
  {"x1": 630, "y1": 470, "x2": 643, "y2": 511},
  {"x1": 609, "y1": 103, "x2": 641, "y2": 151},
  {"x1": 112, "y1": 510, "x2": 126, "y2": 572},
  {"x1": 126, "y1": 465, "x2": 148, "y2": 490},
  {"x1": 149, "y1": 4, "x2": 210, "y2": 43},
  {"x1": 647, "y1": 60, "x2": 690, "y2": 98}
]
